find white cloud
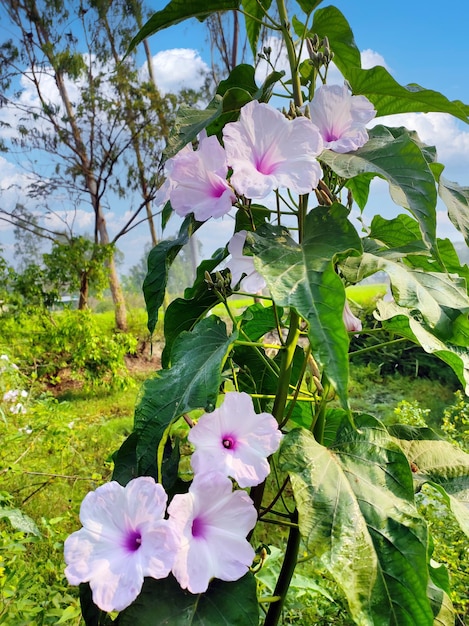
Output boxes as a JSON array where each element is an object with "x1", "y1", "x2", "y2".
[
  {"x1": 43, "y1": 208, "x2": 94, "y2": 232},
  {"x1": 145, "y1": 49, "x2": 210, "y2": 95},
  {"x1": 361, "y1": 49, "x2": 390, "y2": 71}
]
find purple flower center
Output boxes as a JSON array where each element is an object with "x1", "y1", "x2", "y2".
[
  {"x1": 324, "y1": 127, "x2": 340, "y2": 142},
  {"x1": 209, "y1": 177, "x2": 229, "y2": 199},
  {"x1": 222, "y1": 434, "x2": 237, "y2": 450},
  {"x1": 192, "y1": 516, "x2": 205, "y2": 538},
  {"x1": 124, "y1": 529, "x2": 142, "y2": 553},
  {"x1": 254, "y1": 145, "x2": 278, "y2": 175}
]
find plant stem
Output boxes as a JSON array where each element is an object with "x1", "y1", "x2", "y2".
[
  {"x1": 272, "y1": 310, "x2": 301, "y2": 424},
  {"x1": 276, "y1": 0, "x2": 302, "y2": 108},
  {"x1": 264, "y1": 510, "x2": 300, "y2": 626}
]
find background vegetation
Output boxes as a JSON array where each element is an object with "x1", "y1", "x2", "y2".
[{"x1": 1, "y1": 286, "x2": 467, "y2": 625}]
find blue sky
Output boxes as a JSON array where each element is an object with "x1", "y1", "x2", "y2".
[{"x1": 1, "y1": 0, "x2": 468, "y2": 272}]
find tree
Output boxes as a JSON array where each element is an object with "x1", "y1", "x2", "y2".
[{"x1": 0, "y1": 0, "x2": 196, "y2": 329}]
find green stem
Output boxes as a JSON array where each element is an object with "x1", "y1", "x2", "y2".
[
  {"x1": 276, "y1": 0, "x2": 302, "y2": 108},
  {"x1": 349, "y1": 337, "x2": 408, "y2": 358},
  {"x1": 312, "y1": 376, "x2": 331, "y2": 444},
  {"x1": 272, "y1": 310, "x2": 301, "y2": 424},
  {"x1": 264, "y1": 510, "x2": 300, "y2": 626}
]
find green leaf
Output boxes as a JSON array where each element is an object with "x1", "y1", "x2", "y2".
[
  {"x1": 345, "y1": 173, "x2": 374, "y2": 211},
  {"x1": 345, "y1": 66, "x2": 469, "y2": 123},
  {"x1": 237, "y1": 302, "x2": 281, "y2": 342},
  {"x1": 377, "y1": 301, "x2": 469, "y2": 393},
  {"x1": 132, "y1": 316, "x2": 237, "y2": 474},
  {"x1": 348, "y1": 253, "x2": 469, "y2": 338},
  {"x1": 389, "y1": 427, "x2": 469, "y2": 537},
  {"x1": 242, "y1": 0, "x2": 272, "y2": 57},
  {"x1": 439, "y1": 176, "x2": 469, "y2": 246},
  {"x1": 116, "y1": 573, "x2": 258, "y2": 625},
  {"x1": 246, "y1": 205, "x2": 362, "y2": 408},
  {"x1": 310, "y1": 6, "x2": 361, "y2": 71},
  {"x1": 295, "y1": 0, "x2": 323, "y2": 14},
  {"x1": 161, "y1": 263, "x2": 228, "y2": 368},
  {"x1": 143, "y1": 217, "x2": 201, "y2": 334},
  {"x1": 320, "y1": 126, "x2": 438, "y2": 250},
  {"x1": 0, "y1": 507, "x2": 41, "y2": 536},
  {"x1": 127, "y1": 0, "x2": 241, "y2": 53},
  {"x1": 427, "y1": 559, "x2": 454, "y2": 625},
  {"x1": 280, "y1": 420, "x2": 436, "y2": 625},
  {"x1": 164, "y1": 97, "x2": 223, "y2": 160}
]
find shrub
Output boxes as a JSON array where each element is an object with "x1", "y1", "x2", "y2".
[{"x1": 0, "y1": 310, "x2": 137, "y2": 390}]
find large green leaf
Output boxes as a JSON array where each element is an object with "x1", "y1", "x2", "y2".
[
  {"x1": 345, "y1": 66, "x2": 469, "y2": 123},
  {"x1": 439, "y1": 176, "x2": 469, "y2": 246},
  {"x1": 116, "y1": 574, "x2": 258, "y2": 625},
  {"x1": 280, "y1": 419, "x2": 438, "y2": 625},
  {"x1": 377, "y1": 301, "x2": 469, "y2": 393},
  {"x1": 389, "y1": 424, "x2": 469, "y2": 537},
  {"x1": 320, "y1": 126, "x2": 438, "y2": 249},
  {"x1": 246, "y1": 204, "x2": 362, "y2": 408},
  {"x1": 342, "y1": 251, "x2": 469, "y2": 339},
  {"x1": 367, "y1": 214, "x2": 469, "y2": 286},
  {"x1": 128, "y1": 0, "x2": 241, "y2": 52},
  {"x1": 132, "y1": 316, "x2": 237, "y2": 474},
  {"x1": 143, "y1": 217, "x2": 201, "y2": 334}
]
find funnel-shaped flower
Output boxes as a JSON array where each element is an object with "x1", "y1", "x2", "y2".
[
  {"x1": 64, "y1": 477, "x2": 178, "y2": 612},
  {"x1": 156, "y1": 134, "x2": 236, "y2": 221},
  {"x1": 168, "y1": 472, "x2": 257, "y2": 594},
  {"x1": 223, "y1": 100, "x2": 323, "y2": 199},
  {"x1": 309, "y1": 84, "x2": 376, "y2": 153},
  {"x1": 343, "y1": 300, "x2": 362, "y2": 333},
  {"x1": 189, "y1": 391, "x2": 282, "y2": 488},
  {"x1": 226, "y1": 230, "x2": 266, "y2": 292}
]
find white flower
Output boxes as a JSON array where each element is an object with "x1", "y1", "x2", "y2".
[
  {"x1": 168, "y1": 472, "x2": 257, "y2": 594},
  {"x1": 157, "y1": 133, "x2": 235, "y2": 221},
  {"x1": 10, "y1": 402, "x2": 26, "y2": 415},
  {"x1": 309, "y1": 84, "x2": 376, "y2": 153},
  {"x1": 64, "y1": 477, "x2": 179, "y2": 613},
  {"x1": 343, "y1": 300, "x2": 362, "y2": 333},
  {"x1": 189, "y1": 391, "x2": 282, "y2": 488},
  {"x1": 223, "y1": 100, "x2": 323, "y2": 199},
  {"x1": 226, "y1": 230, "x2": 266, "y2": 293}
]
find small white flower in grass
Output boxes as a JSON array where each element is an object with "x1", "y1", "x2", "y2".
[
  {"x1": 226, "y1": 230, "x2": 266, "y2": 292},
  {"x1": 189, "y1": 391, "x2": 282, "y2": 488},
  {"x1": 64, "y1": 477, "x2": 179, "y2": 613},
  {"x1": 343, "y1": 300, "x2": 362, "y2": 333},
  {"x1": 157, "y1": 133, "x2": 235, "y2": 221},
  {"x1": 168, "y1": 472, "x2": 257, "y2": 594},
  {"x1": 309, "y1": 84, "x2": 376, "y2": 153},
  {"x1": 223, "y1": 100, "x2": 323, "y2": 199}
]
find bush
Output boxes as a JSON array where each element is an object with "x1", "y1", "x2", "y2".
[{"x1": 0, "y1": 309, "x2": 137, "y2": 390}]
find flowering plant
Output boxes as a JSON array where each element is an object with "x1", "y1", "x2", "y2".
[{"x1": 66, "y1": 1, "x2": 469, "y2": 625}]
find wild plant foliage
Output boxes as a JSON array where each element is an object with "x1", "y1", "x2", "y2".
[{"x1": 65, "y1": 1, "x2": 469, "y2": 624}]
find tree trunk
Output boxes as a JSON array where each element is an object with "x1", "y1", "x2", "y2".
[{"x1": 78, "y1": 270, "x2": 89, "y2": 310}]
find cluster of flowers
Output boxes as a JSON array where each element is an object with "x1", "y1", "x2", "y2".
[
  {"x1": 1, "y1": 354, "x2": 29, "y2": 415},
  {"x1": 158, "y1": 84, "x2": 372, "y2": 331},
  {"x1": 3, "y1": 388, "x2": 28, "y2": 414},
  {"x1": 64, "y1": 392, "x2": 282, "y2": 612},
  {"x1": 157, "y1": 84, "x2": 375, "y2": 223}
]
